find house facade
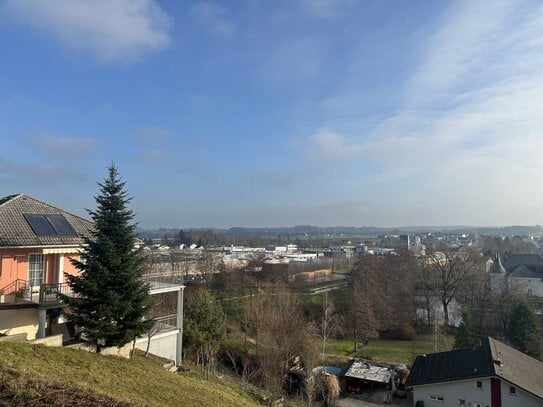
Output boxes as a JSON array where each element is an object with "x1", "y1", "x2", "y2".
[
  {"x1": 0, "y1": 194, "x2": 93, "y2": 339},
  {"x1": 407, "y1": 337, "x2": 543, "y2": 407},
  {"x1": 490, "y1": 253, "x2": 543, "y2": 297},
  {"x1": 0, "y1": 193, "x2": 185, "y2": 365}
]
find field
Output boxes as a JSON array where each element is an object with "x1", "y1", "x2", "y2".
[
  {"x1": 0, "y1": 342, "x2": 260, "y2": 407},
  {"x1": 325, "y1": 334, "x2": 454, "y2": 366}
]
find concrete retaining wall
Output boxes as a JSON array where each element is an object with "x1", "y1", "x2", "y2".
[
  {"x1": 29, "y1": 334, "x2": 63, "y2": 347},
  {"x1": 0, "y1": 332, "x2": 27, "y2": 342}
]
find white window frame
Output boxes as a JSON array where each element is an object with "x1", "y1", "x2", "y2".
[
  {"x1": 428, "y1": 394, "x2": 445, "y2": 402},
  {"x1": 28, "y1": 253, "x2": 45, "y2": 288}
]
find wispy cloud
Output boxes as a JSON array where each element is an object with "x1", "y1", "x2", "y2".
[
  {"x1": 305, "y1": 0, "x2": 543, "y2": 224},
  {"x1": 1, "y1": 0, "x2": 172, "y2": 62},
  {"x1": 299, "y1": 0, "x2": 356, "y2": 19},
  {"x1": 33, "y1": 134, "x2": 98, "y2": 157},
  {"x1": 0, "y1": 156, "x2": 88, "y2": 184},
  {"x1": 136, "y1": 127, "x2": 171, "y2": 143},
  {"x1": 189, "y1": 2, "x2": 235, "y2": 38}
]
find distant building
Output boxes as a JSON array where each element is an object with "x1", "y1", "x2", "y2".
[
  {"x1": 399, "y1": 234, "x2": 410, "y2": 250},
  {"x1": 490, "y1": 253, "x2": 543, "y2": 297}
]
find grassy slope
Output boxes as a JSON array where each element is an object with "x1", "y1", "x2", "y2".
[
  {"x1": 326, "y1": 334, "x2": 454, "y2": 366},
  {"x1": 0, "y1": 342, "x2": 259, "y2": 407}
]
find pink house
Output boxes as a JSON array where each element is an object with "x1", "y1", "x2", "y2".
[{"x1": 0, "y1": 193, "x2": 93, "y2": 339}]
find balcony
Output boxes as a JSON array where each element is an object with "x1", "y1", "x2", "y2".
[
  {"x1": 0, "y1": 279, "x2": 72, "y2": 308},
  {"x1": 0, "y1": 271, "x2": 184, "y2": 308},
  {"x1": 143, "y1": 271, "x2": 184, "y2": 295}
]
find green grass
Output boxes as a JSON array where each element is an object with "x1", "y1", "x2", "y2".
[
  {"x1": 325, "y1": 334, "x2": 453, "y2": 366},
  {"x1": 0, "y1": 342, "x2": 260, "y2": 407}
]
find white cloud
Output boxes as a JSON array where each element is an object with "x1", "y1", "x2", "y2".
[
  {"x1": 189, "y1": 2, "x2": 234, "y2": 38},
  {"x1": 306, "y1": 0, "x2": 543, "y2": 225},
  {"x1": 2, "y1": 0, "x2": 172, "y2": 62}
]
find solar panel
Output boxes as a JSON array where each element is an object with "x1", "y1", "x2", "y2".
[
  {"x1": 46, "y1": 214, "x2": 77, "y2": 235},
  {"x1": 24, "y1": 214, "x2": 57, "y2": 236}
]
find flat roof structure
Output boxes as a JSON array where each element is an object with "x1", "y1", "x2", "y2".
[{"x1": 344, "y1": 359, "x2": 394, "y2": 384}]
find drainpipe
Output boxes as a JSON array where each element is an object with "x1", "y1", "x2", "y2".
[{"x1": 176, "y1": 285, "x2": 185, "y2": 366}]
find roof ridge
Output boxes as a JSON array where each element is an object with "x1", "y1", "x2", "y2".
[
  {"x1": 0, "y1": 193, "x2": 24, "y2": 209},
  {"x1": 2, "y1": 193, "x2": 92, "y2": 224}
]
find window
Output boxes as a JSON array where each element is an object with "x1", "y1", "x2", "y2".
[
  {"x1": 429, "y1": 394, "x2": 445, "y2": 401},
  {"x1": 476, "y1": 380, "x2": 483, "y2": 389},
  {"x1": 28, "y1": 254, "x2": 44, "y2": 287},
  {"x1": 509, "y1": 386, "x2": 516, "y2": 395},
  {"x1": 458, "y1": 399, "x2": 466, "y2": 405}
]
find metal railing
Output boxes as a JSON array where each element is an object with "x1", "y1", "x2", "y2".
[
  {"x1": 0, "y1": 279, "x2": 29, "y2": 297},
  {"x1": 143, "y1": 271, "x2": 184, "y2": 293},
  {"x1": 38, "y1": 283, "x2": 73, "y2": 305}
]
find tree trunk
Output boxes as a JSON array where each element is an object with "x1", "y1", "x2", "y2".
[{"x1": 442, "y1": 300, "x2": 449, "y2": 326}]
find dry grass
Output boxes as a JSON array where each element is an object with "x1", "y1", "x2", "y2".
[{"x1": 0, "y1": 342, "x2": 260, "y2": 407}]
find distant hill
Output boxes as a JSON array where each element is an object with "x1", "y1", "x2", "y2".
[{"x1": 138, "y1": 224, "x2": 543, "y2": 238}]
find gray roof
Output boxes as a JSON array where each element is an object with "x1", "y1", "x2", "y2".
[
  {"x1": 508, "y1": 264, "x2": 543, "y2": 279},
  {"x1": 0, "y1": 194, "x2": 93, "y2": 247},
  {"x1": 408, "y1": 337, "x2": 543, "y2": 400},
  {"x1": 489, "y1": 337, "x2": 543, "y2": 401},
  {"x1": 503, "y1": 254, "x2": 543, "y2": 270}
]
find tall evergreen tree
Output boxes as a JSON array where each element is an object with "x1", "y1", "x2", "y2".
[
  {"x1": 454, "y1": 310, "x2": 480, "y2": 349},
  {"x1": 64, "y1": 165, "x2": 152, "y2": 348},
  {"x1": 506, "y1": 301, "x2": 542, "y2": 359}
]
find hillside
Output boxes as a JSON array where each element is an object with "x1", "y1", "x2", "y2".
[{"x1": 0, "y1": 342, "x2": 260, "y2": 407}]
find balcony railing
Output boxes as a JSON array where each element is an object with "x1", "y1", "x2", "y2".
[
  {"x1": 143, "y1": 271, "x2": 184, "y2": 293},
  {"x1": 0, "y1": 279, "x2": 29, "y2": 298},
  {"x1": 39, "y1": 283, "x2": 73, "y2": 305},
  {"x1": 0, "y1": 279, "x2": 72, "y2": 306}
]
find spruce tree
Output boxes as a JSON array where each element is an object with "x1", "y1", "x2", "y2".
[
  {"x1": 454, "y1": 310, "x2": 480, "y2": 349},
  {"x1": 64, "y1": 165, "x2": 152, "y2": 348},
  {"x1": 506, "y1": 301, "x2": 542, "y2": 359}
]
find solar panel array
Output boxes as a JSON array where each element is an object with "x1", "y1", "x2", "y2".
[{"x1": 23, "y1": 213, "x2": 77, "y2": 236}]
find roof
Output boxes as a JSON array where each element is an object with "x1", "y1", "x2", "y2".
[
  {"x1": 508, "y1": 264, "x2": 543, "y2": 279},
  {"x1": 408, "y1": 337, "x2": 543, "y2": 400},
  {"x1": 0, "y1": 194, "x2": 93, "y2": 247},
  {"x1": 344, "y1": 359, "x2": 394, "y2": 384},
  {"x1": 489, "y1": 337, "x2": 543, "y2": 400},
  {"x1": 503, "y1": 254, "x2": 543, "y2": 270}
]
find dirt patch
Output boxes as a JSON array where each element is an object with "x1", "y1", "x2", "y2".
[{"x1": 0, "y1": 364, "x2": 136, "y2": 407}]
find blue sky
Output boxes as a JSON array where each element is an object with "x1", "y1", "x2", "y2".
[{"x1": 1, "y1": 0, "x2": 542, "y2": 228}]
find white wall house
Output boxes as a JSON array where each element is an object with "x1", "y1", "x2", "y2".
[
  {"x1": 408, "y1": 337, "x2": 543, "y2": 407},
  {"x1": 490, "y1": 254, "x2": 543, "y2": 298}
]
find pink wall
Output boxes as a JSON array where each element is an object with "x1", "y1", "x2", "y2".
[{"x1": 0, "y1": 248, "x2": 82, "y2": 292}]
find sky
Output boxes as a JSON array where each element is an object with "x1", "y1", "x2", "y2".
[{"x1": 1, "y1": 0, "x2": 543, "y2": 228}]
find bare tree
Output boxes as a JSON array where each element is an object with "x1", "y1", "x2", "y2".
[
  {"x1": 244, "y1": 285, "x2": 318, "y2": 395},
  {"x1": 427, "y1": 246, "x2": 481, "y2": 326},
  {"x1": 349, "y1": 256, "x2": 380, "y2": 351},
  {"x1": 415, "y1": 258, "x2": 436, "y2": 328},
  {"x1": 314, "y1": 291, "x2": 342, "y2": 361}
]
